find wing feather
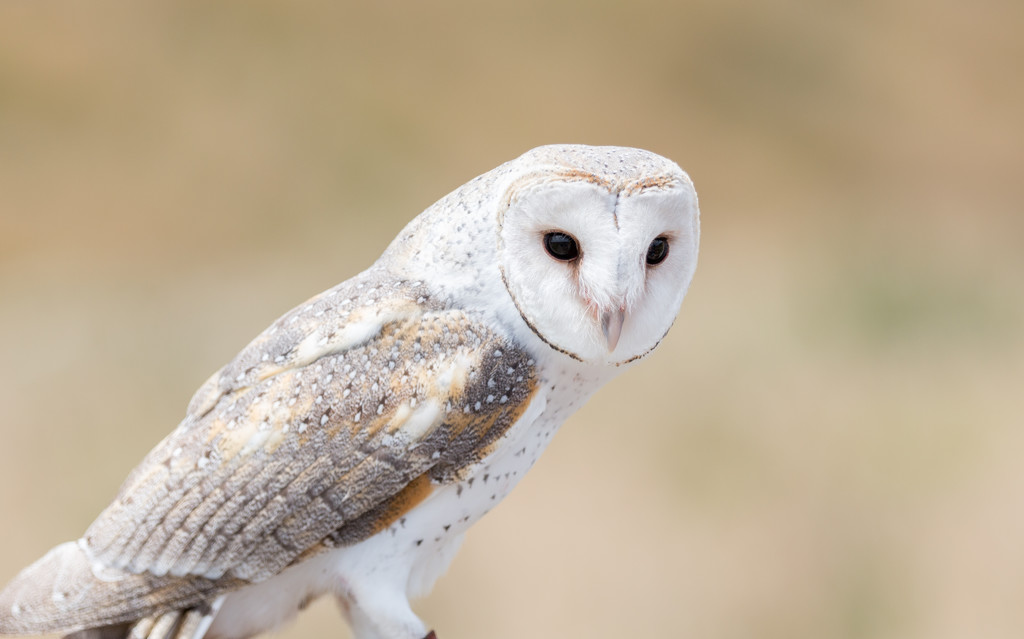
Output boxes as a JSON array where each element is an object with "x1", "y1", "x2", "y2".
[{"x1": 0, "y1": 272, "x2": 541, "y2": 634}]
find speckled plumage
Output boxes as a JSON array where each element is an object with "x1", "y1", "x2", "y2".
[{"x1": 0, "y1": 145, "x2": 700, "y2": 639}]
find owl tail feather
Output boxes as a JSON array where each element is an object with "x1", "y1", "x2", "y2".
[
  {"x1": 62, "y1": 604, "x2": 222, "y2": 639},
  {"x1": 0, "y1": 541, "x2": 223, "y2": 638}
]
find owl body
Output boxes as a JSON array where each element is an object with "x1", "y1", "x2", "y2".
[{"x1": 0, "y1": 145, "x2": 699, "y2": 639}]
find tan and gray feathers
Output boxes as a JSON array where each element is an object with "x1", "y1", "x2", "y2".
[{"x1": 0, "y1": 271, "x2": 539, "y2": 635}]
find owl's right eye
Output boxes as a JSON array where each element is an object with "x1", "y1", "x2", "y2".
[{"x1": 543, "y1": 232, "x2": 580, "y2": 261}]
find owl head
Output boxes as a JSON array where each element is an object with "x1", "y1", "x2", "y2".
[{"x1": 387, "y1": 144, "x2": 700, "y2": 367}]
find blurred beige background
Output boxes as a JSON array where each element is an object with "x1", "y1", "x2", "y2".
[{"x1": 1, "y1": 1, "x2": 1022, "y2": 638}]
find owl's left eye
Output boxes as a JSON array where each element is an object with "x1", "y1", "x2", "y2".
[
  {"x1": 543, "y1": 232, "x2": 580, "y2": 261},
  {"x1": 646, "y1": 237, "x2": 669, "y2": 265}
]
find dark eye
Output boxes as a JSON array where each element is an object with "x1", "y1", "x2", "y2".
[
  {"x1": 646, "y1": 237, "x2": 669, "y2": 265},
  {"x1": 543, "y1": 231, "x2": 580, "y2": 261}
]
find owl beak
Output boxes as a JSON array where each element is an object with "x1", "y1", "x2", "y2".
[{"x1": 601, "y1": 307, "x2": 626, "y2": 353}]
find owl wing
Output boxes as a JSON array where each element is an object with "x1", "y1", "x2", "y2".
[{"x1": 0, "y1": 273, "x2": 541, "y2": 634}]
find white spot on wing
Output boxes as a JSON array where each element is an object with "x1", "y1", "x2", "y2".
[
  {"x1": 240, "y1": 428, "x2": 272, "y2": 455},
  {"x1": 400, "y1": 399, "x2": 442, "y2": 440},
  {"x1": 434, "y1": 352, "x2": 475, "y2": 395},
  {"x1": 293, "y1": 305, "x2": 421, "y2": 366}
]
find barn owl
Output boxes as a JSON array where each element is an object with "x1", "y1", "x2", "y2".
[{"x1": 0, "y1": 144, "x2": 700, "y2": 639}]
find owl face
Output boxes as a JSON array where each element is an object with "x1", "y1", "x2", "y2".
[{"x1": 498, "y1": 170, "x2": 699, "y2": 365}]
